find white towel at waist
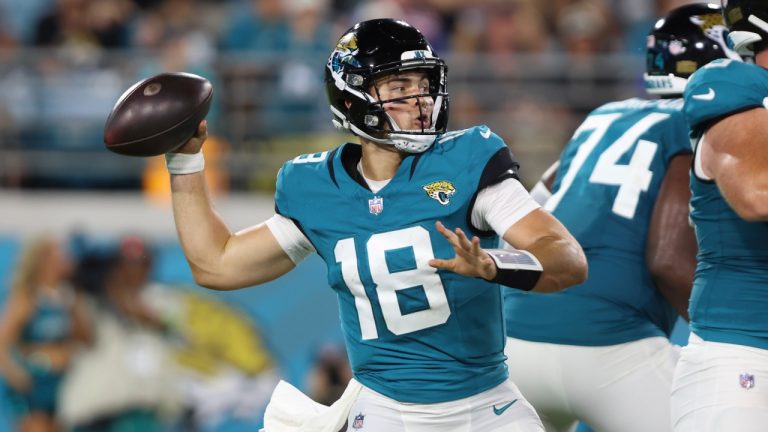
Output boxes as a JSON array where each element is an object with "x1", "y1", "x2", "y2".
[{"x1": 262, "y1": 378, "x2": 363, "y2": 432}]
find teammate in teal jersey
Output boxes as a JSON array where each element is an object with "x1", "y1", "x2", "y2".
[
  {"x1": 671, "y1": 1, "x2": 768, "y2": 430},
  {"x1": 504, "y1": 4, "x2": 737, "y2": 432},
  {"x1": 164, "y1": 19, "x2": 586, "y2": 431}
]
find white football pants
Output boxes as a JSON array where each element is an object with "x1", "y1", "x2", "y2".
[
  {"x1": 344, "y1": 380, "x2": 544, "y2": 432},
  {"x1": 505, "y1": 336, "x2": 679, "y2": 432},
  {"x1": 671, "y1": 332, "x2": 768, "y2": 432}
]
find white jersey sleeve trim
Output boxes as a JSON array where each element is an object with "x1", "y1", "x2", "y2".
[
  {"x1": 265, "y1": 214, "x2": 315, "y2": 264},
  {"x1": 471, "y1": 178, "x2": 541, "y2": 236},
  {"x1": 693, "y1": 133, "x2": 714, "y2": 181},
  {"x1": 528, "y1": 181, "x2": 552, "y2": 206},
  {"x1": 529, "y1": 160, "x2": 559, "y2": 205}
]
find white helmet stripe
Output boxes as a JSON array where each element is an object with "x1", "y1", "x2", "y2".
[
  {"x1": 330, "y1": 67, "x2": 377, "y2": 102},
  {"x1": 748, "y1": 14, "x2": 768, "y2": 34}
]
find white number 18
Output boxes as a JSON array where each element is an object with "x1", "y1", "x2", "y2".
[{"x1": 334, "y1": 226, "x2": 450, "y2": 340}]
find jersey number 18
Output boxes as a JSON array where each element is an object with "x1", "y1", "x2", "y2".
[{"x1": 334, "y1": 226, "x2": 450, "y2": 340}]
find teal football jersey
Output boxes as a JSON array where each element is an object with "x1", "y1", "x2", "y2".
[
  {"x1": 505, "y1": 98, "x2": 690, "y2": 346},
  {"x1": 275, "y1": 126, "x2": 519, "y2": 403},
  {"x1": 684, "y1": 59, "x2": 768, "y2": 350}
]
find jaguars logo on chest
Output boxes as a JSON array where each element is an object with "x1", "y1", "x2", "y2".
[{"x1": 423, "y1": 180, "x2": 456, "y2": 205}]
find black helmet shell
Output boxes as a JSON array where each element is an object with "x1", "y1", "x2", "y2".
[
  {"x1": 325, "y1": 19, "x2": 449, "y2": 153},
  {"x1": 645, "y1": 3, "x2": 736, "y2": 95}
]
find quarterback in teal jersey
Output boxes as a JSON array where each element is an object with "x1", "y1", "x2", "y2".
[
  {"x1": 671, "y1": 1, "x2": 768, "y2": 430},
  {"x1": 164, "y1": 19, "x2": 586, "y2": 431},
  {"x1": 505, "y1": 4, "x2": 736, "y2": 432}
]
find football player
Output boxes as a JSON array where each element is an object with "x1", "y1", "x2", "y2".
[
  {"x1": 504, "y1": 4, "x2": 737, "y2": 431},
  {"x1": 671, "y1": 0, "x2": 768, "y2": 430},
  {"x1": 165, "y1": 19, "x2": 586, "y2": 431}
]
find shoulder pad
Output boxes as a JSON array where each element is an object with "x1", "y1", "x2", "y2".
[
  {"x1": 684, "y1": 59, "x2": 767, "y2": 135},
  {"x1": 275, "y1": 150, "x2": 334, "y2": 217}
]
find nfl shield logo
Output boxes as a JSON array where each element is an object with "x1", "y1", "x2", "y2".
[
  {"x1": 368, "y1": 196, "x2": 384, "y2": 215},
  {"x1": 352, "y1": 413, "x2": 365, "y2": 429},
  {"x1": 740, "y1": 373, "x2": 755, "y2": 389}
]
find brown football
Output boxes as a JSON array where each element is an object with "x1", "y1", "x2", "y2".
[{"x1": 104, "y1": 72, "x2": 213, "y2": 157}]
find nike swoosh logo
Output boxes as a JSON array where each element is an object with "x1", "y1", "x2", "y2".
[
  {"x1": 480, "y1": 128, "x2": 492, "y2": 139},
  {"x1": 493, "y1": 399, "x2": 518, "y2": 415},
  {"x1": 692, "y1": 88, "x2": 715, "y2": 101}
]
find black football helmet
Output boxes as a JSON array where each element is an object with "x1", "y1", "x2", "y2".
[
  {"x1": 645, "y1": 3, "x2": 738, "y2": 96},
  {"x1": 722, "y1": 0, "x2": 768, "y2": 55},
  {"x1": 325, "y1": 19, "x2": 449, "y2": 153}
]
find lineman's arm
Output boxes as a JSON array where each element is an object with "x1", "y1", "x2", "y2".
[
  {"x1": 700, "y1": 108, "x2": 768, "y2": 220},
  {"x1": 171, "y1": 122, "x2": 296, "y2": 290},
  {"x1": 646, "y1": 154, "x2": 696, "y2": 320},
  {"x1": 528, "y1": 161, "x2": 559, "y2": 205}
]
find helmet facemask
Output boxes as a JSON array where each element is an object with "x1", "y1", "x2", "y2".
[
  {"x1": 326, "y1": 20, "x2": 450, "y2": 153},
  {"x1": 368, "y1": 60, "x2": 448, "y2": 152},
  {"x1": 723, "y1": 0, "x2": 768, "y2": 56}
]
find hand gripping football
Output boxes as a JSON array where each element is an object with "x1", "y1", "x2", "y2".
[{"x1": 104, "y1": 72, "x2": 213, "y2": 157}]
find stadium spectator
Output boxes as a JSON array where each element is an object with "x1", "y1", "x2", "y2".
[
  {"x1": 57, "y1": 235, "x2": 182, "y2": 432},
  {"x1": 33, "y1": 0, "x2": 132, "y2": 50},
  {"x1": 306, "y1": 343, "x2": 352, "y2": 407},
  {"x1": 352, "y1": 0, "x2": 447, "y2": 50},
  {"x1": 220, "y1": 0, "x2": 291, "y2": 52},
  {"x1": 0, "y1": 234, "x2": 91, "y2": 432},
  {"x1": 0, "y1": 8, "x2": 16, "y2": 48}
]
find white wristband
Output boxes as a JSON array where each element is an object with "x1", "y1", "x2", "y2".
[{"x1": 165, "y1": 151, "x2": 205, "y2": 175}]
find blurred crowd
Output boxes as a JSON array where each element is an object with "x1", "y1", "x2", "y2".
[
  {"x1": 0, "y1": 233, "x2": 289, "y2": 431},
  {"x1": 0, "y1": 0, "x2": 700, "y2": 56},
  {"x1": 0, "y1": 0, "x2": 703, "y2": 190}
]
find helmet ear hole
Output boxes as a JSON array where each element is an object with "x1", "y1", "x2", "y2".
[{"x1": 364, "y1": 115, "x2": 380, "y2": 126}]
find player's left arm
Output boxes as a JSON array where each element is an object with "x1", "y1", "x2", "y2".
[
  {"x1": 430, "y1": 180, "x2": 587, "y2": 293},
  {"x1": 430, "y1": 131, "x2": 585, "y2": 291},
  {"x1": 646, "y1": 154, "x2": 696, "y2": 321},
  {"x1": 500, "y1": 209, "x2": 587, "y2": 293}
]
